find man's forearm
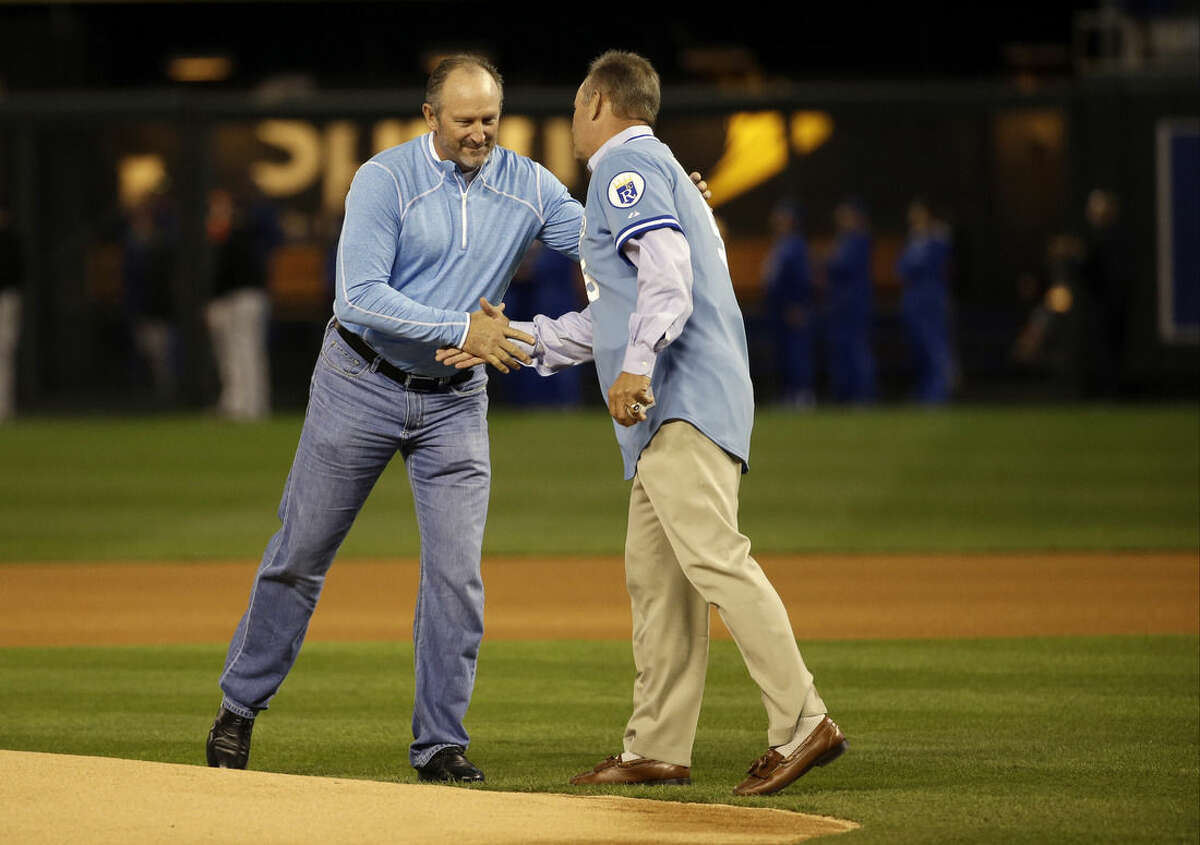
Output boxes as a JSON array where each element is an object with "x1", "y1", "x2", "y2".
[
  {"x1": 509, "y1": 306, "x2": 595, "y2": 375},
  {"x1": 334, "y1": 276, "x2": 470, "y2": 348}
]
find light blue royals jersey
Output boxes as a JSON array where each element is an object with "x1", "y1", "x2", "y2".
[
  {"x1": 335, "y1": 133, "x2": 583, "y2": 376},
  {"x1": 582, "y1": 131, "x2": 754, "y2": 479}
]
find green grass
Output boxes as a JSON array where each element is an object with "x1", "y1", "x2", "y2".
[
  {"x1": 1, "y1": 406, "x2": 1195, "y2": 838},
  {"x1": 0, "y1": 636, "x2": 1196, "y2": 843},
  {"x1": 0, "y1": 405, "x2": 1196, "y2": 561}
]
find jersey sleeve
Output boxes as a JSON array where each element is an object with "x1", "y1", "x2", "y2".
[{"x1": 592, "y1": 152, "x2": 683, "y2": 252}]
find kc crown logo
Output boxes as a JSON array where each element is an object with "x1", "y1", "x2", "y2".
[{"x1": 607, "y1": 171, "x2": 645, "y2": 208}]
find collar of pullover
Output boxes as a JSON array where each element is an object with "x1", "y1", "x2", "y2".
[{"x1": 426, "y1": 133, "x2": 487, "y2": 184}]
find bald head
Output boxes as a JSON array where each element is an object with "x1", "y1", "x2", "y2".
[{"x1": 424, "y1": 55, "x2": 504, "y2": 115}]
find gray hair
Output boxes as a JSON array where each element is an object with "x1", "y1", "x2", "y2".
[{"x1": 583, "y1": 50, "x2": 660, "y2": 125}]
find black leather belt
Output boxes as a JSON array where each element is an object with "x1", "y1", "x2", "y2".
[{"x1": 333, "y1": 320, "x2": 473, "y2": 392}]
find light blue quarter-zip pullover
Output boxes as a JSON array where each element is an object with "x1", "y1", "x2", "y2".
[{"x1": 334, "y1": 133, "x2": 583, "y2": 376}]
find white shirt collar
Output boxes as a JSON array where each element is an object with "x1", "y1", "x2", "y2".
[
  {"x1": 425, "y1": 132, "x2": 487, "y2": 181},
  {"x1": 587, "y1": 124, "x2": 654, "y2": 173}
]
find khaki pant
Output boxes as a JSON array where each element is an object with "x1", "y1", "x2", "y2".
[
  {"x1": 206, "y1": 288, "x2": 271, "y2": 420},
  {"x1": 622, "y1": 421, "x2": 825, "y2": 767}
]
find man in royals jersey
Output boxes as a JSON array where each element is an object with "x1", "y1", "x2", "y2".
[{"x1": 441, "y1": 51, "x2": 847, "y2": 796}]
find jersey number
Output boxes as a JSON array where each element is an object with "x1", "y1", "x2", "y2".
[
  {"x1": 581, "y1": 259, "x2": 600, "y2": 303},
  {"x1": 703, "y1": 204, "x2": 730, "y2": 271}
]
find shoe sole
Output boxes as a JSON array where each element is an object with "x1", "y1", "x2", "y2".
[
  {"x1": 205, "y1": 741, "x2": 247, "y2": 769},
  {"x1": 569, "y1": 777, "x2": 692, "y2": 786},
  {"x1": 812, "y1": 740, "x2": 848, "y2": 770}
]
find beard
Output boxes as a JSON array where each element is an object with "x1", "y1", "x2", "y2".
[{"x1": 454, "y1": 138, "x2": 493, "y2": 170}]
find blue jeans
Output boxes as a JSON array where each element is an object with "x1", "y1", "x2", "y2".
[{"x1": 219, "y1": 320, "x2": 491, "y2": 768}]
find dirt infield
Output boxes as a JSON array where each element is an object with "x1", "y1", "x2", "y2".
[
  {"x1": 0, "y1": 552, "x2": 1195, "y2": 647},
  {"x1": 0, "y1": 750, "x2": 857, "y2": 844},
  {"x1": 0, "y1": 552, "x2": 1195, "y2": 843}
]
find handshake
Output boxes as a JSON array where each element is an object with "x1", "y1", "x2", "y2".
[{"x1": 438, "y1": 298, "x2": 534, "y2": 374}]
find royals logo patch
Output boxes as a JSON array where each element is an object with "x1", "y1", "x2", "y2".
[{"x1": 607, "y1": 172, "x2": 645, "y2": 208}]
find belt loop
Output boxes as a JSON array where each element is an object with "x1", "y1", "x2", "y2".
[{"x1": 368, "y1": 355, "x2": 382, "y2": 374}]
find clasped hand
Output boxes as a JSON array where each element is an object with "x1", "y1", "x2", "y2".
[{"x1": 438, "y1": 298, "x2": 532, "y2": 374}]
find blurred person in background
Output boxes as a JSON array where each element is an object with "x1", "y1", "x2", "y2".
[
  {"x1": 1077, "y1": 189, "x2": 1132, "y2": 398},
  {"x1": 761, "y1": 198, "x2": 815, "y2": 408},
  {"x1": 1018, "y1": 189, "x2": 1132, "y2": 398},
  {"x1": 1012, "y1": 247, "x2": 1079, "y2": 382},
  {"x1": 1012, "y1": 271, "x2": 1061, "y2": 366},
  {"x1": 122, "y1": 191, "x2": 179, "y2": 403},
  {"x1": 205, "y1": 187, "x2": 282, "y2": 420},
  {"x1": 896, "y1": 198, "x2": 954, "y2": 404},
  {"x1": 0, "y1": 207, "x2": 23, "y2": 421},
  {"x1": 823, "y1": 197, "x2": 876, "y2": 403}
]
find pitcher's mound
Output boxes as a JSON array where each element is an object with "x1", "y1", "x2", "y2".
[{"x1": 0, "y1": 750, "x2": 857, "y2": 844}]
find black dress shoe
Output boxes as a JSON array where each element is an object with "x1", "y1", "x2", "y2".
[
  {"x1": 416, "y1": 746, "x2": 485, "y2": 783},
  {"x1": 206, "y1": 705, "x2": 255, "y2": 769}
]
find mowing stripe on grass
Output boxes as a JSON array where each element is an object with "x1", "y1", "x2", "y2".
[
  {"x1": 0, "y1": 406, "x2": 1195, "y2": 561},
  {"x1": 0, "y1": 636, "x2": 1195, "y2": 843}
]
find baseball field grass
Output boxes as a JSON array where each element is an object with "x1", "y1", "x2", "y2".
[
  {"x1": 0, "y1": 637, "x2": 1196, "y2": 843},
  {"x1": 1, "y1": 404, "x2": 1197, "y2": 842},
  {"x1": 0, "y1": 404, "x2": 1196, "y2": 561}
]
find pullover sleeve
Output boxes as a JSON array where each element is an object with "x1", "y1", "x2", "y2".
[
  {"x1": 333, "y1": 161, "x2": 470, "y2": 347},
  {"x1": 534, "y1": 163, "x2": 584, "y2": 261}
]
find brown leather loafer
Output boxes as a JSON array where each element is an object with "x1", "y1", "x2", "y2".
[
  {"x1": 733, "y1": 716, "x2": 847, "y2": 796},
  {"x1": 569, "y1": 755, "x2": 691, "y2": 786}
]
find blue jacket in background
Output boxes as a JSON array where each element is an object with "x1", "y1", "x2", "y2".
[
  {"x1": 825, "y1": 230, "x2": 876, "y2": 402},
  {"x1": 897, "y1": 232, "x2": 951, "y2": 312},
  {"x1": 827, "y1": 230, "x2": 873, "y2": 321},
  {"x1": 897, "y1": 231, "x2": 953, "y2": 403},
  {"x1": 764, "y1": 234, "x2": 813, "y2": 313}
]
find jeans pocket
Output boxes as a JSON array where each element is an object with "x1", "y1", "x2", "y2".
[
  {"x1": 449, "y1": 369, "x2": 488, "y2": 397},
  {"x1": 321, "y1": 336, "x2": 369, "y2": 377}
]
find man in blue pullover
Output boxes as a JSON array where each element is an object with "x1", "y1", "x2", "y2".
[{"x1": 206, "y1": 55, "x2": 582, "y2": 783}]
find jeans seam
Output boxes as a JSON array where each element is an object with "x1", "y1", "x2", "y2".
[
  {"x1": 220, "y1": 697, "x2": 257, "y2": 719},
  {"x1": 322, "y1": 325, "x2": 370, "y2": 378},
  {"x1": 448, "y1": 373, "x2": 487, "y2": 397},
  {"x1": 414, "y1": 742, "x2": 459, "y2": 769},
  {"x1": 218, "y1": 464, "x2": 298, "y2": 703}
]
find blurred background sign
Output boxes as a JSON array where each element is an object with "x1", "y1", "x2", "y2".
[
  {"x1": 0, "y1": 1, "x2": 1196, "y2": 414},
  {"x1": 1157, "y1": 119, "x2": 1199, "y2": 345}
]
